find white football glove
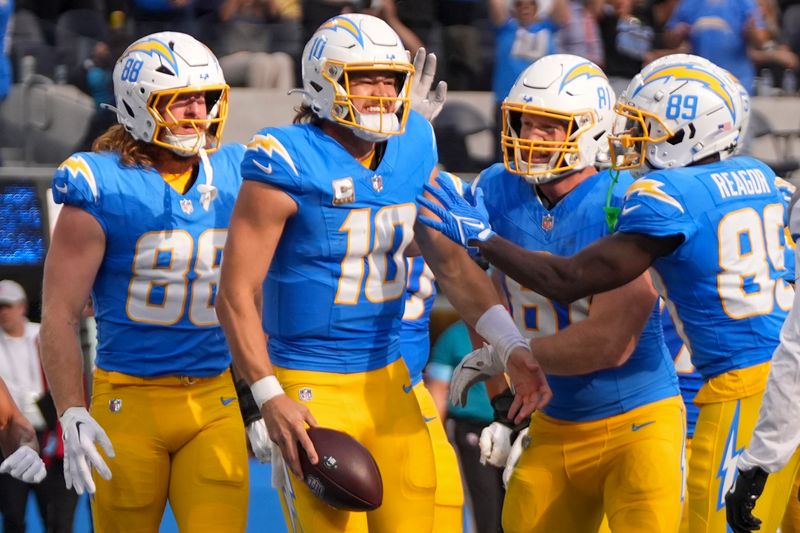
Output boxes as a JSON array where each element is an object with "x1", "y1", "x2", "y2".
[
  {"x1": 410, "y1": 47, "x2": 447, "y2": 122},
  {"x1": 479, "y1": 422, "x2": 513, "y2": 467},
  {"x1": 60, "y1": 407, "x2": 114, "y2": 495},
  {"x1": 246, "y1": 419, "x2": 271, "y2": 464},
  {"x1": 0, "y1": 445, "x2": 47, "y2": 483},
  {"x1": 449, "y1": 343, "x2": 506, "y2": 406},
  {"x1": 503, "y1": 427, "x2": 530, "y2": 488}
]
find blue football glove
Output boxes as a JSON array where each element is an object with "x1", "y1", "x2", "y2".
[{"x1": 417, "y1": 175, "x2": 495, "y2": 252}]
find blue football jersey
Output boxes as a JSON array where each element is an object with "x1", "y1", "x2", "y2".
[
  {"x1": 661, "y1": 304, "x2": 701, "y2": 439},
  {"x1": 400, "y1": 256, "x2": 437, "y2": 386},
  {"x1": 52, "y1": 144, "x2": 245, "y2": 377},
  {"x1": 618, "y1": 155, "x2": 793, "y2": 380},
  {"x1": 477, "y1": 164, "x2": 679, "y2": 422},
  {"x1": 241, "y1": 111, "x2": 438, "y2": 373}
]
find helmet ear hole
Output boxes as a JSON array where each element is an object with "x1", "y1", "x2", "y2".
[
  {"x1": 667, "y1": 129, "x2": 685, "y2": 145},
  {"x1": 123, "y1": 100, "x2": 135, "y2": 118},
  {"x1": 309, "y1": 81, "x2": 323, "y2": 93}
]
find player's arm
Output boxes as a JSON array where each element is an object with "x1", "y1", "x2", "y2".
[
  {"x1": 40, "y1": 206, "x2": 105, "y2": 415},
  {"x1": 40, "y1": 205, "x2": 114, "y2": 494},
  {"x1": 216, "y1": 181, "x2": 318, "y2": 478},
  {"x1": 531, "y1": 271, "x2": 658, "y2": 375},
  {"x1": 0, "y1": 378, "x2": 37, "y2": 456},
  {"x1": 476, "y1": 231, "x2": 681, "y2": 304},
  {"x1": 415, "y1": 211, "x2": 551, "y2": 423}
]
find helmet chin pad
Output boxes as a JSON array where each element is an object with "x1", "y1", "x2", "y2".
[{"x1": 349, "y1": 112, "x2": 400, "y2": 142}]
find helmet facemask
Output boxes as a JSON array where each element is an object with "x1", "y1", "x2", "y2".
[
  {"x1": 321, "y1": 61, "x2": 413, "y2": 142},
  {"x1": 502, "y1": 103, "x2": 598, "y2": 184},
  {"x1": 148, "y1": 85, "x2": 229, "y2": 156},
  {"x1": 608, "y1": 99, "x2": 673, "y2": 171}
]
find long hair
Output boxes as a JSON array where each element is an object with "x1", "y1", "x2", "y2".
[
  {"x1": 92, "y1": 125, "x2": 163, "y2": 167},
  {"x1": 293, "y1": 104, "x2": 325, "y2": 126}
]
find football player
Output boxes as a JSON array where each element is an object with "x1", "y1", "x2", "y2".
[
  {"x1": 431, "y1": 54, "x2": 684, "y2": 532},
  {"x1": 421, "y1": 53, "x2": 800, "y2": 533},
  {"x1": 215, "y1": 13, "x2": 550, "y2": 533},
  {"x1": 39, "y1": 32, "x2": 253, "y2": 532}
]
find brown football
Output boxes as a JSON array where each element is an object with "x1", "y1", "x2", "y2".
[{"x1": 298, "y1": 427, "x2": 383, "y2": 511}]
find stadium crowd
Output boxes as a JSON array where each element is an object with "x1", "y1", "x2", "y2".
[{"x1": 2, "y1": 1, "x2": 800, "y2": 533}]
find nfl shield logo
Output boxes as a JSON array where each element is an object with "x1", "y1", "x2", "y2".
[
  {"x1": 180, "y1": 198, "x2": 194, "y2": 215},
  {"x1": 541, "y1": 214, "x2": 555, "y2": 231},
  {"x1": 371, "y1": 174, "x2": 383, "y2": 192},
  {"x1": 299, "y1": 387, "x2": 312, "y2": 401},
  {"x1": 109, "y1": 399, "x2": 122, "y2": 413}
]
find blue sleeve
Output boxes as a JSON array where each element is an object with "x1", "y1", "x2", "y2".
[
  {"x1": 617, "y1": 176, "x2": 697, "y2": 241},
  {"x1": 241, "y1": 130, "x2": 304, "y2": 204},
  {"x1": 52, "y1": 154, "x2": 108, "y2": 234}
]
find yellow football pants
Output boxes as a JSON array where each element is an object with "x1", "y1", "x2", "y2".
[
  {"x1": 688, "y1": 393, "x2": 800, "y2": 533},
  {"x1": 90, "y1": 368, "x2": 249, "y2": 533},
  {"x1": 503, "y1": 395, "x2": 685, "y2": 533},
  {"x1": 412, "y1": 381, "x2": 464, "y2": 532},
  {"x1": 274, "y1": 359, "x2": 437, "y2": 533},
  {"x1": 783, "y1": 468, "x2": 800, "y2": 533}
]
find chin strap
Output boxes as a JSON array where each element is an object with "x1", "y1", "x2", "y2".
[
  {"x1": 603, "y1": 167, "x2": 622, "y2": 232},
  {"x1": 197, "y1": 149, "x2": 217, "y2": 212}
]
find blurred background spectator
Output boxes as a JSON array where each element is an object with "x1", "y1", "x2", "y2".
[
  {"x1": 0, "y1": 280, "x2": 77, "y2": 533},
  {"x1": 426, "y1": 319, "x2": 505, "y2": 533}
]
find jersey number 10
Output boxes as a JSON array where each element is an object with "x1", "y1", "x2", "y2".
[{"x1": 335, "y1": 204, "x2": 417, "y2": 305}]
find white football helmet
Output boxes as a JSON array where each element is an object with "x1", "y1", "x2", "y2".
[
  {"x1": 501, "y1": 54, "x2": 616, "y2": 184},
  {"x1": 609, "y1": 54, "x2": 740, "y2": 172},
  {"x1": 301, "y1": 14, "x2": 414, "y2": 142},
  {"x1": 110, "y1": 32, "x2": 229, "y2": 155},
  {"x1": 723, "y1": 70, "x2": 751, "y2": 155}
]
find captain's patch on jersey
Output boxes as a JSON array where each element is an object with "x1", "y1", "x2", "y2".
[{"x1": 332, "y1": 177, "x2": 355, "y2": 205}]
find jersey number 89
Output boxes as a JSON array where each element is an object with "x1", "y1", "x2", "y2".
[{"x1": 717, "y1": 204, "x2": 794, "y2": 318}]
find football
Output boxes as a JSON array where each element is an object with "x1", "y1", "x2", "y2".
[{"x1": 298, "y1": 427, "x2": 383, "y2": 511}]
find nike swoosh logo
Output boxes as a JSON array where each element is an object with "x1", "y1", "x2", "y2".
[
  {"x1": 423, "y1": 416, "x2": 437, "y2": 423},
  {"x1": 254, "y1": 160, "x2": 273, "y2": 175},
  {"x1": 631, "y1": 420, "x2": 655, "y2": 432},
  {"x1": 220, "y1": 396, "x2": 236, "y2": 406},
  {"x1": 402, "y1": 384, "x2": 413, "y2": 393},
  {"x1": 55, "y1": 183, "x2": 68, "y2": 193},
  {"x1": 621, "y1": 205, "x2": 641, "y2": 217}
]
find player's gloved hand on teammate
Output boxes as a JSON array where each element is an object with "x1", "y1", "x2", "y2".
[
  {"x1": 246, "y1": 419, "x2": 272, "y2": 464},
  {"x1": 418, "y1": 175, "x2": 495, "y2": 254},
  {"x1": 60, "y1": 406, "x2": 114, "y2": 495},
  {"x1": 0, "y1": 445, "x2": 47, "y2": 483},
  {"x1": 409, "y1": 47, "x2": 447, "y2": 123},
  {"x1": 449, "y1": 343, "x2": 505, "y2": 407},
  {"x1": 725, "y1": 466, "x2": 769, "y2": 533},
  {"x1": 503, "y1": 427, "x2": 530, "y2": 488}
]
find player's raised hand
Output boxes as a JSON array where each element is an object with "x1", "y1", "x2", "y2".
[
  {"x1": 59, "y1": 407, "x2": 114, "y2": 495},
  {"x1": 410, "y1": 47, "x2": 447, "y2": 122},
  {"x1": 261, "y1": 394, "x2": 318, "y2": 480},
  {"x1": 418, "y1": 176, "x2": 495, "y2": 252},
  {"x1": 725, "y1": 466, "x2": 769, "y2": 533},
  {"x1": 505, "y1": 347, "x2": 551, "y2": 423}
]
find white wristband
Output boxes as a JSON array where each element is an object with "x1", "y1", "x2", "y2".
[
  {"x1": 250, "y1": 375, "x2": 285, "y2": 409},
  {"x1": 475, "y1": 304, "x2": 530, "y2": 368}
]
